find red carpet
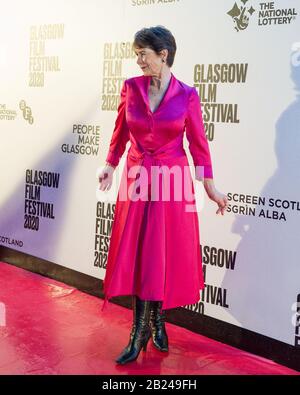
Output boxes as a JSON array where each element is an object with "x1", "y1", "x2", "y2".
[{"x1": 0, "y1": 261, "x2": 298, "y2": 375}]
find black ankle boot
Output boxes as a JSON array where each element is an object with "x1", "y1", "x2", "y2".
[
  {"x1": 149, "y1": 301, "x2": 169, "y2": 352},
  {"x1": 114, "y1": 296, "x2": 137, "y2": 360},
  {"x1": 115, "y1": 295, "x2": 151, "y2": 364}
]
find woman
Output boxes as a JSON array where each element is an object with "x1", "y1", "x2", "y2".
[{"x1": 98, "y1": 26, "x2": 228, "y2": 365}]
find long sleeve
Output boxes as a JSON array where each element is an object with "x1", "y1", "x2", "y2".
[
  {"x1": 185, "y1": 87, "x2": 214, "y2": 179},
  {"x1": 105, "y1": 79, "x2": 130, "y2": 168}
]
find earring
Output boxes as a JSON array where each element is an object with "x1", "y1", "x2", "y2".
[{"x1": 162, "y1": 58, "x2": 165, "y2": 63}]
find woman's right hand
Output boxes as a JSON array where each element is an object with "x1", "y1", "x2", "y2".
[{"x1": 99, "y1": 163, "x2": 115, "y2": 191}]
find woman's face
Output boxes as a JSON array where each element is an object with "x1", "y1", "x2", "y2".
[{"x1": 134, "y1": 46, "x2": 167, "y2": 76}]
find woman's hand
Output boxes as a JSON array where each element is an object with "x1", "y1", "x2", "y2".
[
  {"x1": 203, "y1": 179, "x2": 228, "y2": 215},
  {"x1": 99, "y1": 163, "x2": 115, "y2": 191}
]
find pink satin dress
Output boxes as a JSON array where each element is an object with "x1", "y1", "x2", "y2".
[{"x1": 102, "y1": 72, "x2": 213, "y2": 311}]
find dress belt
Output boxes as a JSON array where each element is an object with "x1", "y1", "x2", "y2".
[{"x1": 127, "y1": 134, "x2": 186, "y2": 185}]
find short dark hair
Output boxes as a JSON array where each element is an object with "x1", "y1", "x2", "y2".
[{"x1": 132, "y1": 25, "x2": 177, "y2": 68}]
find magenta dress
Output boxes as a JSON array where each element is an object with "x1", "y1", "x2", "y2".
[{"x1": 101, "y1": 72, "x2": 213, "y2": 311}]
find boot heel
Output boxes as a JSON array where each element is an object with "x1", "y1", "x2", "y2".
[{"x1": 142, "y1": 333, "x2": 151, "y2": 352}]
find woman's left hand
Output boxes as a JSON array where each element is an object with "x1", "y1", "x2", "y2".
[{"x1": 203, "y1": 179, "x2": 228, "y2": 215}]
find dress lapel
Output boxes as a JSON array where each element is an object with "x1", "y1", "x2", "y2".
[{"x1": 134, "y1": 72, "x2": 179, "y2": 114}]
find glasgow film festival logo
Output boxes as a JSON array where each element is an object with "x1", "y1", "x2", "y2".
[
  {"x1": 292, "y1": 293, "x2": 300, "y2": 347},
  {"x1": 29, "y1": 24, "x2": 64, "y2": 87}
]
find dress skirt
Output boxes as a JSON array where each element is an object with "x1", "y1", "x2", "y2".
[{"x1": 101, "y1": 133, "x2": 205, "y2": 311}]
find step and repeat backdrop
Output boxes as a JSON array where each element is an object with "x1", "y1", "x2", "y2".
[{"x1": 0, "y1": 0, "x2": 299, "y2": 348}]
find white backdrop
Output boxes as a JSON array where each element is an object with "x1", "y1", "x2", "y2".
[{"x1": 0, "y1": 0, "x2": 299, "y2": 347}]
